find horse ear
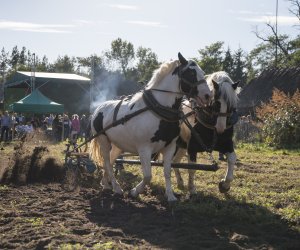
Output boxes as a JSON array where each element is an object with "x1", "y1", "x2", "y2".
[
  {"x1": 212, "y1": 79, "x2": 219, "y2": 91},
  {"x1": 178, "y1": 52, "x2": 188, "y2": 65},
  {"x1": 232, "y1": 80, "x2": 240, "y2": 90}
]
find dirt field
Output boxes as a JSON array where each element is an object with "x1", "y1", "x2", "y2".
[{"x1": 0, "y1": 135, "x2": 299, "y2": 249}]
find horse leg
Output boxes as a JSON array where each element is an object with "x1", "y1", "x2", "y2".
[
  {"x1": 219, "y1": 151, "x2": 236, "y2": 193},
  {"x1": 188, "y1": 169, "x2": 197, "y2": 194},
  {"x1": 173, "y1": 148, "x2": 185, "y2": 190},
  {"x1": 99, "y1": 136, "x2": 123, "y2": 195},
  {"x1": 101, "y1": 145, "x2": 122, "y2": 190},
  {"x1": 101, "y1": 171, "x2": 112, "y2": 190},
  {"x1": 187, "y1": 155, "x2": 197, "y2": 194},
  {"x1": 162, "y1": 143, "x2": 177, "y2": 202},
  {"x1": 130, "y1": 149, "x2": 152, "y2": 198}
]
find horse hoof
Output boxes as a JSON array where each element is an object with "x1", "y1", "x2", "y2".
[{"x1": 218, "y1": 181, "x2": 230, "y2": 193}]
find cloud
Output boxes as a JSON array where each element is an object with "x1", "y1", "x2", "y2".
[
  {"x1": 228, "y1": 9, "x2": 272, "y2": 15},
  {"x1": 74, "y1": 19, "x2": 94, "y2": 25},
  {"x1": 126, "y1": 20, "x2": 167, "y2": 28},
  {"x1": 108, "y1": 4, "x2": 139, "y2": 10},
  {"x1": 238, "y1": 15, "x2": 299, "y2": 25},
  {"x1": 0, "y1": 20, "x2": 74, "y2": 33}
]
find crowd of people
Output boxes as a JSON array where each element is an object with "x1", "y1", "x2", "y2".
[{"x1": 0, "y1": 111, "x2": 90, "y2": 143}]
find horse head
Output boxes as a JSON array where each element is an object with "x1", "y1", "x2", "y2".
[
  {"x1": 173, "y1": 53, "x2": 211, "y2": 106},
  {"x1": 209, "y1": 71, "x2": 239, "y2": 134}
]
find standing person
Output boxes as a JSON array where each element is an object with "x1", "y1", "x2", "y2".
[
  {"x1": 10, "y1": 112, "x2": 18, "y2": 140},
  {"x1": 1, "y1": 111, "x2": 12, "y2": 142},
  {"x1": 70, "y1": 114, "x2": 80, "y2": 142},
  {"x1": 52, "y1": 114, "x2": 60, "y2": 142},
  {"x1": 79, "y1": 114, "x2": 88, "y2": 141},
  {"x1": 48, "y1": 114, "x2": 54, "y2": 127},
  {"x1": 63, "y1": 114, "x2": 71, "y2": 140}
]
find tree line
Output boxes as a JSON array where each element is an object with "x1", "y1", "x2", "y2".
[{"x1": 0, "y1": 0, "x2": 299, "y2": 87}]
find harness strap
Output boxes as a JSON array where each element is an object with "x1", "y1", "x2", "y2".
[
  {"x1": 143, "y1": 89, "x2": 182, "y2": 122},
  {"x1": 73, "y1": 106, "x2": 149, "y2": 152},
  {"x1": 201, "y1": 108, "x2": 231, "y2": 118},
  {"x1": 196, "y1": 117, "x2": 216, "y2": 130},
  {"x1": 195, "y1": 114, "x2": 233, "y2": 130},
  {"x1": 113, "y1": 98, "x2": 124, "y2": 123},
  {"x1": 180, "y1": 78, "x2": 207, "y2": 87},
  {"x1": 181, "y1": 111, "x2": 214, "y2": 153}
]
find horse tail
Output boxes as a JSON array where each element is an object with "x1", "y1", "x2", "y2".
[{"x1": 90, "y1": 137, "x2": 104, "y2": 167}]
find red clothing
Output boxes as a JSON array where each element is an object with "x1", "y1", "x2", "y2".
[{"x1": 71, "y1": 118, "x2": 80, "y2": 133}]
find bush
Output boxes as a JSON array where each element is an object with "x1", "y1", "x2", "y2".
[{"x1": 256, "y1": 89, "x2": 300, "y2": 148}]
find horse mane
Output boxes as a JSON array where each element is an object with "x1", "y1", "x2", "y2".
[
  {"x1": 206, "y1": 71, "x2": 239, "y2": 108},
  {"x1": 145, "y1": 60, "x2": 179, "y2": 89}
]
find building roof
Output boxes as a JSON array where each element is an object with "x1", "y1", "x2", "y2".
[
  {"x1": 5, "y1": 71, "x2": 90, "y2": 88},
  {"x1": 17, "y1": 71, "x2": 90, "y2": 81},
  {"x1": 238, "y1": 67, "x2": 300, "y2": 114}
]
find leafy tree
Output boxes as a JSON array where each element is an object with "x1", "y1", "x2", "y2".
[
  {"x1": 19, "y1": 46, "x2": 27, "y2": 66},
  {"x1": 10, "y1": 46, "x2": 19, "y2": 69},
  {"x1": 222, "y1": 47, "x2": 234, "y2": 76},
  {"x1": 288, "y1": 0, "x2": 300, "y2": 24},
  {"x1": 77, "y1": 54, "x2": 105, "y2": 76},
  {"x1": 287, "y1": 35, "x2": 300, "y2": 66},
  {"x1": 136, "y1": 47, "x2": 159, "y2": 83},
  {"x1": 36, "y1": 55, "x2": 49, "y2": 72},
  {"x1": 50, "y1": 55, "x2": 76, "y2": 73},
  {"x1": 0, "y1": 47, "x2": 9, "y2": 73},
  {"x1": 249, "y1": 0, "x2": 300, "y2": 71},
  {"x1": 232, "y1": 47, "x2": 247, "y2": 83},
  {"x1": 247, "y1": 42, "x2": 277, "y2": 77},
  {"x1": 197, "y1": 41, "x2": 224, "y2": 74},
  {"x1": 27, "y1": 50, "x2": 32, "y2": 68},
  {"x1": 105, "y1": 38, "x2": 135, "y2": 77}
]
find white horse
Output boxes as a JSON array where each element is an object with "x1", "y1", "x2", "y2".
[
  {"x1": 174, "y1": 71, "x2": 239, "y2": 194},
  {"x1": 90, "y1": 53, "x2": 211, "y2": 202}
]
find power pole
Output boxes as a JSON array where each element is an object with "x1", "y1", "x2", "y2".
[
  {"x1": 90, "y1": 57, "x2": 95, "y2": 114},
  {"x1": 31, "y1": 53, "x2": 36, "y2": 91}
]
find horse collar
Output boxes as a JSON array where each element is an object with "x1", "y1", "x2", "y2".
[{"x1": 142, "y1": 90, "x2": 182, "y2": 122}]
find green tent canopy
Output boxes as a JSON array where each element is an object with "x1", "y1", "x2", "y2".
[{"x1": 9, "y1": 89, "x2": 64, "y2": 114}]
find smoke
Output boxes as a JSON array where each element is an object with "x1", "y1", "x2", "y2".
[
  {"x1": 90, "y1": 70, "x2": 142, "y2": 112},
  {"x1": 91, "y1": 72, "x2": 121, "y2": 111}
]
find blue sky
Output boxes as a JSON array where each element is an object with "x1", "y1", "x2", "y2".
[{"x1": 1, "y1": 0, "x2": 298, "y2": 63}]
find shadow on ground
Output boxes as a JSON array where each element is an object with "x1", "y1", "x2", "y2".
[{"x1": 88, "y1": 189, "x2": 300, "y2": 249}]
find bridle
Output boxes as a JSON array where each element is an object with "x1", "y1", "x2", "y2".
[
  {"x1": 177, "y1": 63, "x2": 208, "y2": 99},
  {"x1": 151, "y1": 62, "x2": 207, "y2": 98},
  {"x1": 193, "y1": 97, "x2": 237, "y2": 130}
]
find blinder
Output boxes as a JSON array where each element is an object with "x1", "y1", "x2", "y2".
[{"x1": 174, "y1": 63, "x2": 207, "y2": 99}]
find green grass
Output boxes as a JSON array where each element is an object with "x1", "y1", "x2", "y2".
[{"x1": 119, "y1": 142, "x2": 300, "y2": 233}]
